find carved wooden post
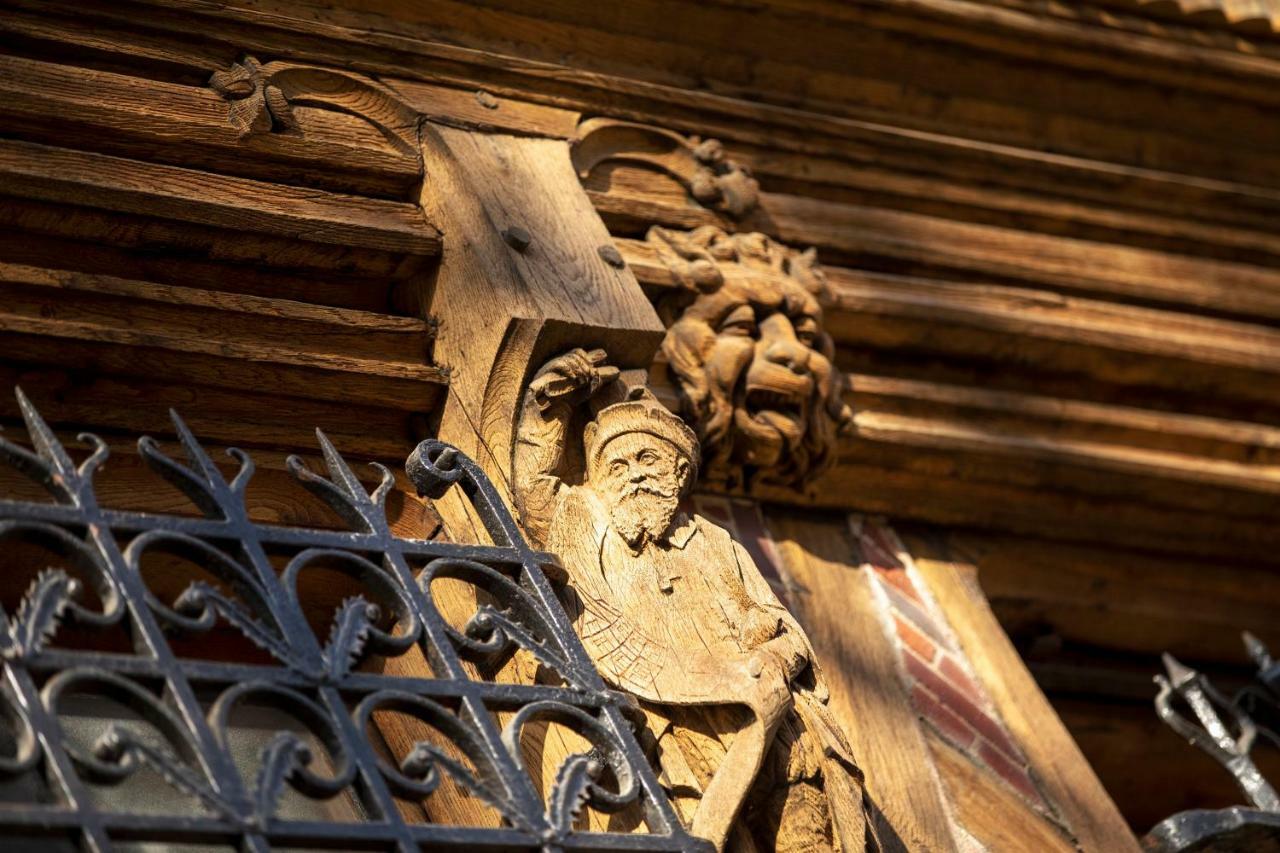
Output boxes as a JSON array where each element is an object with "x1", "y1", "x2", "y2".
[
  {"x1": 392, "y1": 123, "x2": 670, "y2": 829},
  {"x1": 414, "y1": 123, "x2": 664, "y2": 512}
]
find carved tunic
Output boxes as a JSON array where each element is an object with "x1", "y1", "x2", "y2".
[{"x1": 544, "y1": 485, "x2": 870, "y2": 851}]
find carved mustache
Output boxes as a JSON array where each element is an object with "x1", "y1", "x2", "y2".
[{"x1": 618, "y1": 481, "x2": 678, "y2": 500}]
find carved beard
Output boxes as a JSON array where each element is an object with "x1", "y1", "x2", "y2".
[{"x1": 608, "y1": 480, "x2": 681, "y2": 551}]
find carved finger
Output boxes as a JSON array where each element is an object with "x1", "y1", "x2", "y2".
[
  {"x1": 584, "y1": 348, "x2": 609, "y2": 365},
  {"x1": 592, "y1": 365, "x2": 621, "y2": 389}
]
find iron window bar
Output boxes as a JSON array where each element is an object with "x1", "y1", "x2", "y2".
[
  {"x1": 0, "y1": 388, "x2": 709, "y2": 852},
  {"x1": 1147, "y1": 634, "x2": 1280, "y2": 851}
]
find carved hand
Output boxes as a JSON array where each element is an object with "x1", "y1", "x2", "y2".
[
  {"x1": 528, "y1": 347, "x2": 620, "y2": 411},
  {"x1": 742, "y1": 648, "x2": 794, "y2": 728}
]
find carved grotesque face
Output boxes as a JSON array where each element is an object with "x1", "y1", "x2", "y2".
[
  {"x1": 657, "y1": 231, "x2": 852, "y2": 488},
  {"x1": 589, "y1": 433, "x2": 691, "y2": 550}
]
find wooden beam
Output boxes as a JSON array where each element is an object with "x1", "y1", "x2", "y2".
[
  {"x1": 0, "y1": 263, "x2": 445, "y2": 410},
  {"x1": 767, "y1": 510, "x2": 960, "y2": 853},
  {"x1": 0, "y1": 139, "x2": 441, "y2": 255},
  {"x1": 0, "y1": 54, "x2": 422, "y2": 199},
  {"x1": 941, "y1": 530, "x2": 1280, "y2": 667},
  {"x1": 907, "y1": 545, "x2": 1140, "y2": 853}
]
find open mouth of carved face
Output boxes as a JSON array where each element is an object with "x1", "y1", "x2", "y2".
[{"x1": 738, "y1": 382, "x2": 811, "y2": 458}]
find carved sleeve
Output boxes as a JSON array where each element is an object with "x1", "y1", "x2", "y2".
[{"x1": 731, "y1": 540, "x2": 812, "y2": 680}]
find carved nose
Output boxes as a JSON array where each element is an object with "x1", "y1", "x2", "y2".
[
  {"x1": 759, "y1": 315, "x2": 811, "y2": 374},
  {"x1": 765, "y1": 339, "x2": 810, "y2": 374}
]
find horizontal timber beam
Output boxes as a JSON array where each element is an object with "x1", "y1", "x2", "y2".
[{"x1": 0, "y1": 139, "x2": 441, "y2": 255}]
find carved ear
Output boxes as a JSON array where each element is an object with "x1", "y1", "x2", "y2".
[{"x1": 676, "y1": 457, "x2": 693, "y2": 494}]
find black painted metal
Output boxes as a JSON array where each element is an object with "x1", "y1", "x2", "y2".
[
  {"x1": 1147, "y1": 637, "x2": 1280, "y2": 852},
  {"x1": 0, "y1": 389, "x2": 709, "y2": 852}
]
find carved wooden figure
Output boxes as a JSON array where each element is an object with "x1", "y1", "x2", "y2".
[{"x1": 514, "y1": 348, "x2": 874, "y2": 852}]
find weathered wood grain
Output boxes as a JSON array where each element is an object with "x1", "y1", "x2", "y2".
[
  {"x1": 0, "y1": 54, "x2": 422, "y2": 199},
  {"x1": 925, "y1": 729, "x2": 1077, "y2": 853},
  {"x1": 768, "y1": 510, "x2": 959, "y2": 853},
  {"x1": 907, "y1": 547, "x2": 1140, "y2": 853},
  {"x1": 943, "y1": 530, "x2": 1280, "y2": 669},
  {"x1": 0, "y1": 139, "x2": 441, "y2": 255}
]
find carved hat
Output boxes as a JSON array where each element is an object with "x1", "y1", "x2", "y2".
[{"x1": 585, "y1": 397, "x2": 701, "y2": 477}]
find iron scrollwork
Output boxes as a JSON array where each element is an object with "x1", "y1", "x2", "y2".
[
  {"x1": 0, "y1": 388, "x2": 707, "y2": 852},
  {"x1": 1148, "y1": 636, "x2": 1280, "y2": 851}
]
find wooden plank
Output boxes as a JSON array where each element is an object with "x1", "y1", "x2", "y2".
[
  {"x1": 947, "y1": 530, "x2": 1280, "y2": 668},
  {"x1": 848, "y1": 373, "x2": 1280, "y2": 463},
  {"x1": 610, "y1": 194, "x2": 1280, "y2": 324},
  {"x1": 0, "y1": 331, "x2": 441, "y2": 412},
  {"x1": 766, "y1": 510, "x2": 959, "y2": 853},
  {"x1": 32, "y1": 0, "x2": 1280, "y2": 195},
  {"x1": 726, "y1": 141, "x2": 1280, "y2": 255},
  {"x1": 0, "y1": 196, "x2": 425, "y2": 281},
  {"x1": 0, "y1": 366, "x2": 419, "y2": 460},
  {"x1": 0, "y1": 54, "x2": 422, "y2": 198},
  {"x1": 0, "y1": 139, "x2": 441, "y2": 255},
  {"x1": 925, "y1": 729, "x2": 1077, "y2": 853},
  {"x1": 907, "y1": 547, "x2": 1141, "y2": 853},
  {"x1": 0, "y1": 229, "x2": 399, "y2": 313},
  {"x1": 751, "y1": 458, "x2": 1280, "y2": 565},
  {"x1": 0, "y1": 272, "x2": 439, "y2": 383},
  {"x1": 384, "y1": 76, "x2": 579, "y2": 138},
  {"x1": 0, "y1": 261, "x2": 430, "y2": 361}
]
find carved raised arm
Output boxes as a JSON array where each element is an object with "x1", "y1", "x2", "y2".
[{"x1": 513, "y1": 348, "x2": 619, "y2": 546}]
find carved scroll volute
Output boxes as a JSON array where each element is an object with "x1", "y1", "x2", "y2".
[
  {"x1": 209, "y1": 56, "x2": 420, "y2": 155},
  {"x1": 572, "y1": 118, "x2": 760, "y2": 219}
]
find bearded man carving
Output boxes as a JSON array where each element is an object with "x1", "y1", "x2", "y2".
[
  {"x1": 514, "y1": 348, "x2": 875, "y2": 853},
  {"x1": 650, "y1": 226, "x2": 854, "y2": 491}
]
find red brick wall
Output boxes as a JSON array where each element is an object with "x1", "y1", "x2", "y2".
[
  {"x1": 851, "y1": 516, "x2": 1053, "y2": 813},
  {"x1": 688, "y1": 496, "x2": 1055, "y2": 816}
]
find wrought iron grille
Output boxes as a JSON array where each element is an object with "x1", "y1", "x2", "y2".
[
  {"x1": 0, "y1": 389, "x2": 707, "y2": 852},
  {"x1": 1147, "y1": 637, "x2": 1280, "y2": 851}
]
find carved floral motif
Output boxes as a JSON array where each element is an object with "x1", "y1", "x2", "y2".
[{"x1": 208, "y1": 55, "x2": 419, "y2": 154}]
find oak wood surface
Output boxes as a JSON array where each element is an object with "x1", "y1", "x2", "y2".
[
  {"x1": 0, "y1": 53, "x2": 421, "y2": 199},
  {"x1": 0, "y1": 139, "x2": 441, "y2": 255},
  {"x1": 907, "y1": 545, "x2": 1140, "y2": 853},
  {"x1": 768, "y1": 510, "x2": 959, "y2": 853},
  {"x1": 925, "y1": 729, "x2": 1076, "y2": 853}
]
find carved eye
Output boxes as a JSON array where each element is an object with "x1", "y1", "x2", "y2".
[
  {"x1": 638, "y1": 449, "x2": 658, "y2": 465},
  {"x1": 795, "y1": 317, "x2": 820, "y2": 347},
  {"x1": 718, "y1": 305, "x2": 757, "y2": 338},
  {"x1": 610, "y1": 460, "x2": 627, "y2": 476}
]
